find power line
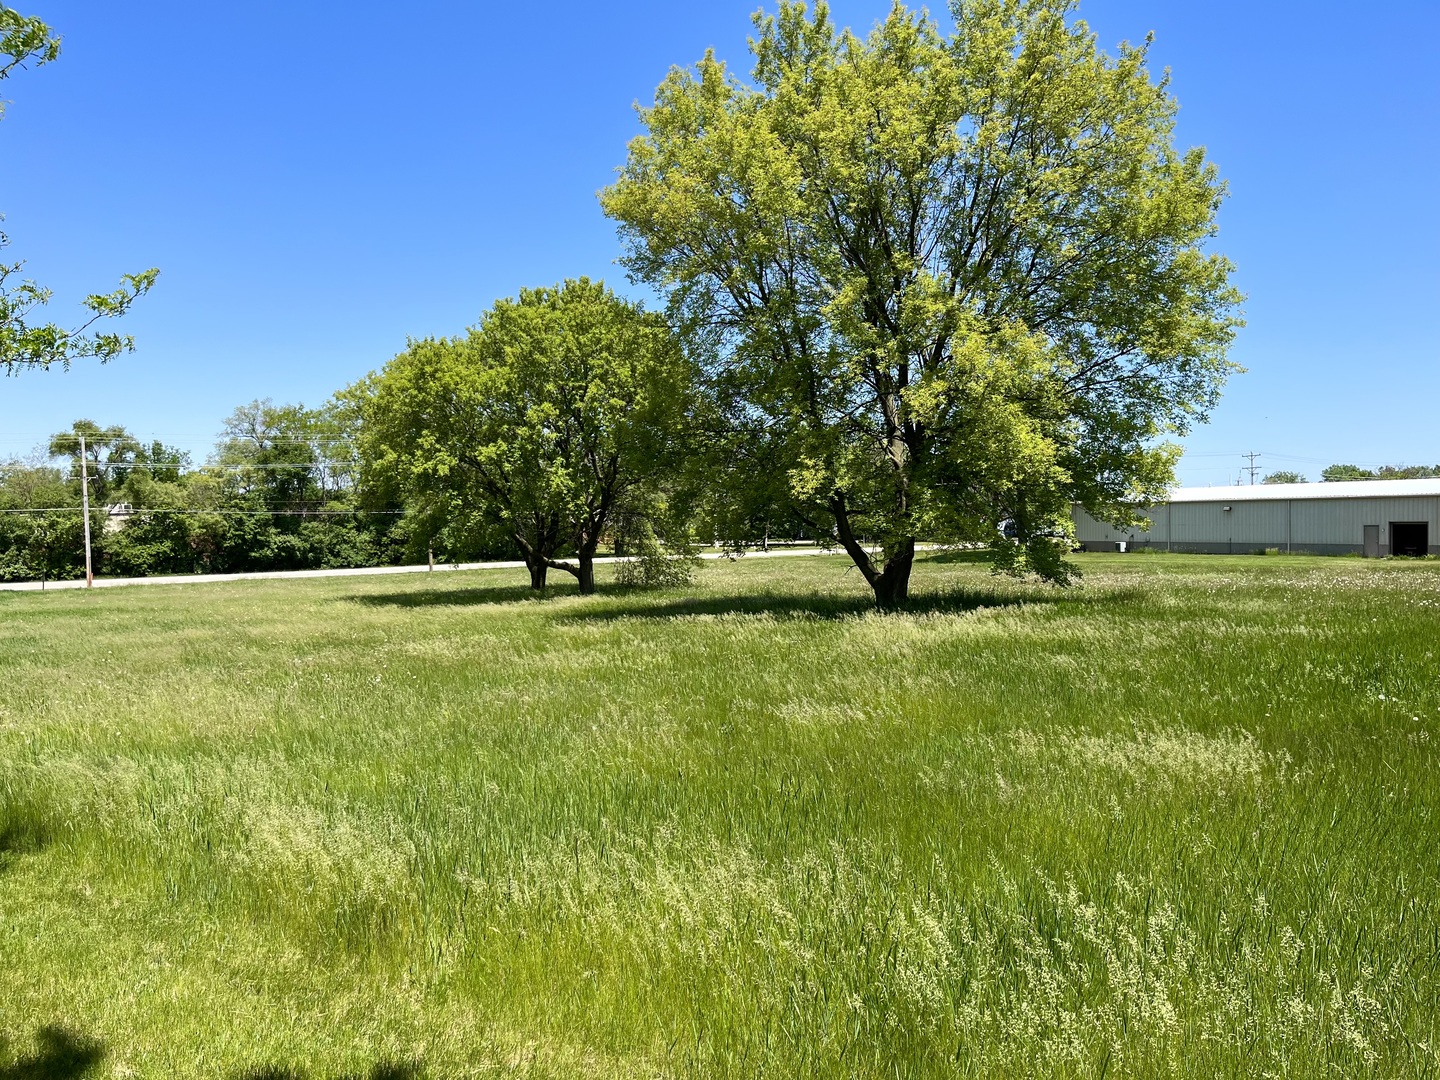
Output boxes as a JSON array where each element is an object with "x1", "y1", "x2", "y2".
[
  {"x1": 1182, "y1": 450, "x2": 1437, "y2": 468},
  {"x1": 1242, "y1": 451, "x2": 1262, "y2": 485},
  {"x1": 0, "y1": 462, "x2": 360, "y2": 472},
  {"x1": 0, "y1": 436, "x2": 361, "y2": 450},
  {"x1": 0, "y1": 507, "x2": 404, "y2": 516},
  {"x1": 0, "y1": 431, "x2": 359, "y2": 439}
]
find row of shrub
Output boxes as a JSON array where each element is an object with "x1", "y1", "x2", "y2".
[{"x1": 0, "y1": 405, "x2": 431, "y2": 582}]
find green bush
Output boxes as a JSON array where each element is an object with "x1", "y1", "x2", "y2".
[{"x1": 614, "y1": 547, "x2": 700, "y2": 588}]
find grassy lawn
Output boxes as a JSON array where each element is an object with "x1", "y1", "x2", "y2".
[{"x1": 1, "y1": 552, "x2": 1437, "y2": 1078}]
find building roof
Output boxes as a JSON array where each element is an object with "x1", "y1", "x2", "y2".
[{"x1": 1166, "y1": 478, "x2": 1440, "y2": 503}]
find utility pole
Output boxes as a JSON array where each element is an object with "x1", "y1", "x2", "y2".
[
  {"x1": 1242, "y1": 451, "x2": 1262, "y2": 486},
  {"x1": 79, "y1": 432, "x2": 94, "y2": 588}
]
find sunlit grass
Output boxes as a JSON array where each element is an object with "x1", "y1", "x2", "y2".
[{"x1": 1, "y1": 552, "x2": 1437, "y2": 1077}]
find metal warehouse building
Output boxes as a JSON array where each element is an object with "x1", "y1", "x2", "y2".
[{"x1": 1072, "y1": 478, "x2": 1439, "y2": 556}]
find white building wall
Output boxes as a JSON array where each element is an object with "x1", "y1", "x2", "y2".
[{"x1": 1073, "y1": 495, "x2": 1440, "y2": 555}]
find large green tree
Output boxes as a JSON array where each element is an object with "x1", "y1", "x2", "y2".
[
  {"x1": 356, "y1": 279, "x2": 693, "y2": 593},
  {"x1": 212, "y1": 399, "x2": 356, "y2": 512},
  {"x1": 1, "y1": 7, "x2": 157, "y2": 376},
  {"x1": 602, "y1": 0, "x2": 1242, "y2": 607},
  {"x1": 48, "y1": 419, "x2": 142, "y2": 505}
]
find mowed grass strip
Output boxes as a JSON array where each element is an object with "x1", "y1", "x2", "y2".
[{"x1": 0, "y1": 553, "x2": 1437, "y2": 1078}]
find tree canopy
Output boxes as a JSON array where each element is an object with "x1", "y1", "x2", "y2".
[
  {"x1": 1261, "y1": 470, "x2": 1306, "y2": 485},
  {"x1": 47, "y1": 419, "x2": 143, "y2": 505},
  {"x1": 1322, "y1": 463, "x2": 1439, "y2": 482},
  {"x1": 355, "y1": 279, "x2": 694, "y2": 593},
  {"x1": 213, "y1": 399, "x2": 357, "y2": 512},
  {"x1": 602, "y1": 0, "x2": 1242, "y2": 606},
  {"x1": 1, "y1": 6, "x2": 158, "y2": 376}
]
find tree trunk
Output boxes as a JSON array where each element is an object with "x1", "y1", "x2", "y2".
[
  {"x1": 537, "y1": 553, "x2": 593, "y2": 593},
  {"x1": 573, "y1": 538, "x2": 596, "y2": 596},
  {"x1": 528, "y1": 560, "x2": 548, "y2": 590},
  {"x1": 576, "y1": 550, "x2": 596, "y2": 595},
  {"x1": 870, "y1": 538, "x2": 915, "y2": 610},
  {"x1": 830, "y1": 496, "x2": 916, "y2": 610}
]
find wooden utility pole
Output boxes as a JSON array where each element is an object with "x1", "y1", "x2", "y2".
[
  {"x1": 1242, "y1": 450, "x2": 1262, "y2": 485},
  {"x1": 79, "y1": 432, "x2": 94, "y2": 588}
]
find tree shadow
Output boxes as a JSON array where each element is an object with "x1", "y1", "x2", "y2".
[
  {"x1": 919, "y1": 547, "x2": 996, "y2": 565},
  {"x1": 340, "y1": 561, "x2": 1140, "y2": 621},
  {"x1": 0, "y1": 817, "x2": 49, "y2": 874},
  {"x1": 345, "y1": 583, "x2": 548, "y2": 609},
  {"x1": 235, "y1": 1061, "x2": 420, "y2": 1080},
  {"x1": 0, "y1": 1027, "x2": 105, "y2": 1080},
  {"x1": 554, "y1": 586, "x2": 1070, "y2": 623}
]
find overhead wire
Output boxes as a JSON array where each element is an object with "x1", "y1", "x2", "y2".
[
  {"x1": 0, "y1": 461, "x2": 361, "y2": 470},
  {"x1": 0, "y1": 507, "x2": 403, "y2": 515}
]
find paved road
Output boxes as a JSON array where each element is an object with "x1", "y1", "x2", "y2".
[{"x1": 0, "y1": 546, "x2": 854, "y2": 593}]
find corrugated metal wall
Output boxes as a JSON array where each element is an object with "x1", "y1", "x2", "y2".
[{"x1": 1072, "y1": 496, "x2": 1440, "y2": 554}]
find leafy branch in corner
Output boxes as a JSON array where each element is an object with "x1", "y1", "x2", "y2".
[{"x1": 1, "y1": 6, "x2": 159, "y2": 376}]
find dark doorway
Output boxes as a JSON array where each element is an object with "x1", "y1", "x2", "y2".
[{"x1": 1390, "y1": 522, "x2": 1429, "y2": 557}]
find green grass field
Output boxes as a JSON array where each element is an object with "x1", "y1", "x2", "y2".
[{"x1": 1, "y1": 553, "x2": 1437, "y2": 1078}]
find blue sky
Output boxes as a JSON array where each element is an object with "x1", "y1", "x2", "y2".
[{"x1": 2, "y1": 1, "x2": 1436, "y2": 485}]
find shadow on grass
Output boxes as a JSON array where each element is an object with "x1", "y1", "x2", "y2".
[
  {"x1": 553, "y1": 586, "x2": 1074, "y2": 623},
  {"x1": 345, "y1": 583, "x2": 550, "y2": 609},
  {"x1": 236, "y1": 1062, "x2": 420, "y2": 1080},
  {"x1": 0, "y1": 1027, "x2": 105, "y2": 1080},
  {"x1": 918, "y1": 548, "x2": 996, "y2": 565},
  {"x1": 340, "y1": 556, "x2": 1140, "y2": 622},
  {"x1": 0, "y1": 816, "x2": 49, "y2": 875}
]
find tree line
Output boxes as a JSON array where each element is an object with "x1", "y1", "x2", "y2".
[
  {"x1": 0, "y1": 282, "x2": 805, "y2": 588},
  {"x1": 1262, "y1": 466, "x2": 1440, "y2": 484},
  {"x1": 5, "y1": 1, "x2": 1250, "y2": 607},
  {"x1": 0, "y1": 403, "x2": 416, "y2": 582}
]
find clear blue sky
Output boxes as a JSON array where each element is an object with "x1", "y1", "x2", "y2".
[{"x1": 2, "y1": 1, "x2": 1436, "y2": 485}]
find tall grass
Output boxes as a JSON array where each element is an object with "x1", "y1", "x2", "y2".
[{"x1": 0, "y1": 553, "x2": 1436, "y2": 1077}]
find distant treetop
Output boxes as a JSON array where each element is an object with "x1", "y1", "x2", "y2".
[{"x1": 1322, "y1": 463, "x2": 1440, "y2": 482}]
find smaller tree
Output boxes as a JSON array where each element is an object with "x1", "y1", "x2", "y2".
[
  {"x1": 212, "y1": 398, "x2": 361, "y2": 509},
  {"x1": 357, "y1": 279, "x2": 694, "y2": 593},
  {"x1": 213, "y1": 399, "x2": 322, "y2": 511},
  {"x1": 131, "y1": 441, "x2": 191, "y2": 485},
  {"x1": 1321, "y1": 464, "x2": 1375, "y2": 482},
  {"x1": 48, "y1": 420, "x2": 142, "y2": 505},
  {"x1": 1261, "y1": 470, "x2": 1305, "y2": 485}
]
